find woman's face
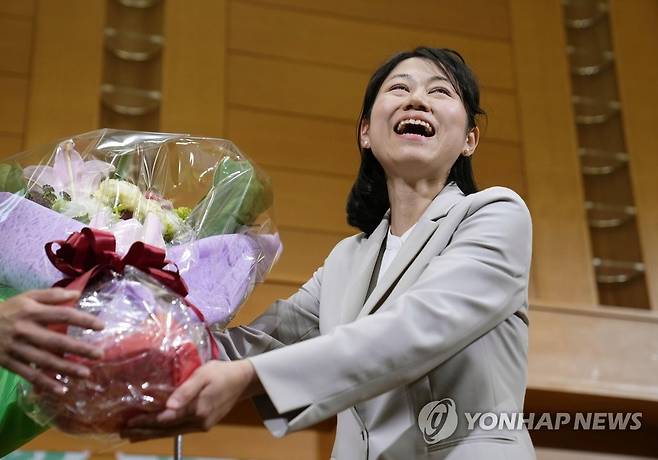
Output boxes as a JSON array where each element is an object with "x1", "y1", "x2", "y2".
[{"x1": 360, "y1": 57, "x2": 479, "y2": 184}]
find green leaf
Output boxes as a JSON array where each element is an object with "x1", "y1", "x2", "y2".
[
  {"x1": 189, "y1": 157, "x2": 272, "y2": 237},
  {"x1": 0, "y1": 164, "x2": 26, "y2": 193},
  {"x1": 111, "y1": 153, "x2": 135, "y2": 182}
]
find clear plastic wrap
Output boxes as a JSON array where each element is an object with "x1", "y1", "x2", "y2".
[
  {"x1": 20, "y1": 267, "x2": 213, "y2": 434},
  {"x1": 0, "y1": 129, "x2": 282, "y2": 327}
]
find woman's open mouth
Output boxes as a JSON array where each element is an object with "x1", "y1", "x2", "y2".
[{"x1": 393, "y1": 118, "x2": 436, "y2": 140}]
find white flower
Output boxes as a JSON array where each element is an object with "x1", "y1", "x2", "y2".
[
  {"x1": 111, "y1": 213, "x2": 166, "y2": 255},
  {"x1": 52, "y1": 196, "x2": 114, "y2": 223},
  {"x1": 95, "y1": 178, "x2": 191, "y2": 242},
  {"x1": 23, "y1": 140, "x2": 115, "y2": 199},
  {"x1": 94, "y1": 178, "x2": 143, "y2": 210}
]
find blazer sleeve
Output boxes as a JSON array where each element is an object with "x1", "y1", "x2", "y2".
[
  {"x1": 216, "y1": 267, "x2": 323, "y2": 361},
  {"x1": 248, "y1": 191, "x2": 532, "y2": 436}
]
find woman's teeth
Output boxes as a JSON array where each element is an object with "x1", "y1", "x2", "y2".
[{"x1": 394, "y1": 119, "x2": 435, "y2": 136}]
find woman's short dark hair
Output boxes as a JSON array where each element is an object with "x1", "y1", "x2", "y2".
[{"x1": 346, "y1": 47, "x2": 486, "y2": 235}]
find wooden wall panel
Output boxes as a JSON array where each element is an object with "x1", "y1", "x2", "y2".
[
  {"x1": 271, "y1": 228, "x2": 348, "y2": 283},
  {"x1": 226, "y1": 107, "x2": 359, "y2": 176},
  {"x1": 0, "y1": 135, "x2": 22, "y2": 158},
  {"x1": 0, "y1": 3, "x2": 34, "y2": 160},
  {"x1": 269, "y1": 169, "x2": 354, "y2": 233},
  {"x1": 229, "y1": 1, "x2": 515, "y2": 91},
  {"x1": 232, "y1": 280, "x2": 299, "y2": 324},
  {"x1": 509, "y1": 0, "x2": 598, "y2": 306},
  {"x1": 0, "y1": 15, "x2": 33, "y2": 75},
  {"x1": 228, "y1": 54, "x2": 520, "y2": 143},
  {"x1": 0, "y1": 0, "x2": 35, "y2": 17},
  {"x1": 0, "y1": 76, "x2": 28, "y2": 135},
  {"x1": 472, "y1": 140, "x2": 527, "y2": 197},
  {"x1": 528, "y1": 302, "x2": 658, "y2": 402},
  {"x1": 248, "y1": 0, "x2": 511, "y2": 40},
  {"x1": 228, "y1": 53, "x2": 364, "y2": 122},
  {"x1": 25, "y1": 0, "x2": 105, "y2": 147},
  {"x1": 160, "y1": 0, "x2": 227, "y2": 137},
  {"x1": 482, "y1": 91, "x2": 520, "y2": 143},
  {"x1": 610, "y1": 0, "x2": 658, "y2": 310}
]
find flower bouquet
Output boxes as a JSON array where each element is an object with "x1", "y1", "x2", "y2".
[
  {"x1": 0, "y1": 129, "x2": 282, "y2": 434},
  {"x1": 0, "y1": 129, "x2": 281, "y2": 326}
]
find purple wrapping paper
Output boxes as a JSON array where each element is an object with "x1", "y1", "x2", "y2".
[
  {"x1": 168, "y1": 234, "x2": 260, "y2": 325},
  {"x1": 0, "y1": 192, "x2": 85, "y2": 289},
  {"x1": 0, "y1": 192, "x2": 280, "y2": 326}
]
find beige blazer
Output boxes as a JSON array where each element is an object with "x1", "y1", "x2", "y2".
[{"x1": 218, "y1": 183, "x2": 535, "y2": 459}]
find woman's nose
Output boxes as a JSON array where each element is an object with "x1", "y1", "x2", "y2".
[{"x1": 403, "y1": 90, "x2": 430, "y2": 112}]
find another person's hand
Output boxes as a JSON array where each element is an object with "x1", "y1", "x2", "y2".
[
  {"x1": 0, "y1": 288, "x2": 104, "y2": 393},
  {"x1": 121, "y1": 360, "x2": 261, "y2": 441}
]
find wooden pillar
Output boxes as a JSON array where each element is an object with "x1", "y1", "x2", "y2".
[
  {"x1": 609, "y1": 0, "x2": 658, "y2": 310},
  {"x1": 509, "y1": 0, "x2": 598, "y2": 306}
]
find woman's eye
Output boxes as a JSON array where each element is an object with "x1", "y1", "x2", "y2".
[
  {"x1": 430, "y1": 87, "x2": 451, "y2": 96},
  {"x1": 389, "y1": 84, "x2": 409, "y2": 92}
]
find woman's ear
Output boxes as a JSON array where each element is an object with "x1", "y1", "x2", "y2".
[
  {"x1": 360, "y1": 120, "x2": 370, "y2": 149},
  {"x1": 462, "y1": 126, "x2": 480, "y2": 157}
]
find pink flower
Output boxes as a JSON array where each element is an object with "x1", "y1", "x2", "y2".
[{"x1": 23, "y1": 140, "x2": 115, "y2": 199}]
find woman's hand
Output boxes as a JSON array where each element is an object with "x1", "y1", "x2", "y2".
[
  {"x1": 0, "y1": 288, "x2": 104, "y2": 393},
  {"x1": 121, "y1": 360, "x2": 261, "y2": 441}
]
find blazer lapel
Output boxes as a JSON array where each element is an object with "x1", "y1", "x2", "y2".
[
  {"x1": 338, "y1": 216, "x2": 389, "y2": 324},
  {"x1": 357, "y1": 183, "x2": 465, "y2": 319}
]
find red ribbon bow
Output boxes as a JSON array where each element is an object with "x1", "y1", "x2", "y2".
[
  {"x1": 45, "y1": 227, "x2": 219, "y2": 358},
  {"x1": 46, "y1": 227, "x2": 188, "y2": 296}
]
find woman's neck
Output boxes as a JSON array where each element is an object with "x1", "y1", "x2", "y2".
[{"x1": 387, "y1": 177, "x2": 446, "y2": 236}]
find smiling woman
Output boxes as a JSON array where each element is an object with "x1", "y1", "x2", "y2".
[
  {"x1": 122, "y1": 47, "x2": 534, "y2": 460},
  {"x1": 350, "y1": 49, "x2": 485, "y2": 237}
]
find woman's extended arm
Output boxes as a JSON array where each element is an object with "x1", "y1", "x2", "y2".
[
  {"x1": 121, "y1": 191, "x2": 531, "y2": 440},
  {"x1": 216, "y1": 266, "x2": 324, "y2": 360}
]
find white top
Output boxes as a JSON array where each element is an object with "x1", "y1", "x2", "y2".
[{"x1": 376, "y1": 224, "x2": 416, "y2": 285}]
